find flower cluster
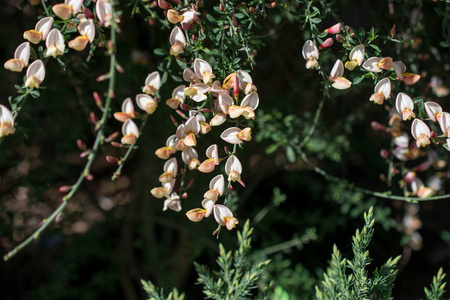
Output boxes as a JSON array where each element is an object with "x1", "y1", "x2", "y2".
[{"x1": 148, "y1": 55, "x2": 258, "y2": 231}]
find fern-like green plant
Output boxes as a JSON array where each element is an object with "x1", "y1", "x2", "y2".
[
  {"x1": 141, "y1": 220, "x2": 270, "y2": 300},
  {"x1": 315, "y1": 207, "x2": 401, "y2": 300},
  {"x1": 195, "y1": 220, "x2": 271, "y2": 300},
  {"x1": 423, "y1": 268, "x2": 447, "y2": 300}
]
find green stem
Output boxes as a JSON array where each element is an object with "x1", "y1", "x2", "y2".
[{"x1": 4, "y1": 3, "x2": 119, "y2": 262}]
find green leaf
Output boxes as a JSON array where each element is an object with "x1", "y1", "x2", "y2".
[
  {"x1": 286, "y1": 146, "x2": 296, "y2": 163},
  {"x1": 266, "y1": 143, "x2": 279, "y2": 154},
  {"x1": 153, "y1": 48, "x2": 166, "y2": 56}
]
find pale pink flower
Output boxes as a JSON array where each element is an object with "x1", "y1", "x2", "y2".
[
  {"x1": 213, "y1": 205, "x2": 239, "y2": 230},
  {"x1": 52, "y1": 0, "x2": 83, "y2": 19},
  {"x1": 329, "y1": 59, "x2": 351, "y2": 90},
  {"x1": 194, "y1": 58, "x2": 215, "y2": 84},
  {"x1": 363, "y1": 57, "x2": 393, "y2": 73},
  {"x1": 204, "y1": 174, "x2": 225, "y2": 201},
  {"x1": 69, "y1": 19, "x2": 96, "y2": 51},
  {"x1": 302, "y1": 40, "x2": 319, "y2": 69},
  {"x1": 96, "y1": 0, "x2": 119, "y2": 27},
  {"x1": 183, "y1": 67, "x2": 201, "y2": 83},
  {"x1": 424, "y1": 101, "x2": 442, "y2": 122},
  {"x1": 151, "y1": 179, "x2": 175, "y2": 199},
  {"x1": 25, "y1": 60, "x2": 46, "y2": 89},
  {"x1": 439, "y1": 112, "x2": 450, "y2": 137},
  {"x1": 182, "y1": 116, "x2": 200, "y2": 147},
  {"x1": 395, "y1": 92, "x2": 415, "y2": 121},
  {"x1": 0, "y1": 105, "x2": 15, "y2": 137},
  {"x1": 23, "y1": 17, "x2": 54, "y2": 44},
  {"x1": 369, "y1": 78, "x2": 391, "y2": 105},
  {"x1": 236, "y1": 70, "x2": 257, "y2": 94},
  {"x1": 345, "y1": 44, "x2": 365, "y2": 70},
  {"x1": 46, "y1": 28, "x2": 65, "y2": 58},
  {"x1": 136, "y1": 94, "x2": 158, "y2": 114},
  {"x1": 225, "y1": 155, "x2": 244, "y2": 186},
  {"x1": 143, "y1": 71, "x2": 161, "y2": 95},
  {"x1": 114, "y1": 98, "x2": 135, "y2": 122},
  {"x1": 393, "y1": 61, "x2": 420, "y2": 85},
  {"x1": 198, "y1": 144, "x2": 220, "y2": 173},
  {"x1": 182, "y1": 146, "x2": 200, "y2": 170},
  {"x1": 185, "y1": 83, "x2": 211, "y2": 102},
  {"x1": 220, "y1": 127, "x2": 252, "y2": 144},
  {"x1": 163, "y1": 192, "x2": 181, "y2": 212},
  {"x1": 4, "y1": 42, "x2": 30, "y2": 72},
  {"x1": 159, "y1": 157, "x2": 178, "y2": 183},
  {"x1": 411, "y1": 119, "x2": 431, "y2": 148},
  {"x1": 121, "y1": 119, "x2": 139, "y2": 145},
  {"x1": 411, "y1": 178, "x2": 435, "y2": 198},
  {"x1": 169, "y1": 26, "x2": 186, "y2": 56},
  {"x1": 155, "y1": 134, "x2": 176, "y2": 159}
]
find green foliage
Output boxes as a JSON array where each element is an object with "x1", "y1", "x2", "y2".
[
  {"x1": 141, "y1": 280, "x2": 185, "y2": 300},
  {"x1": 315, "y1": 207, "x2": 401, "y2": 300},
  {"x1": 195, "y1": 220, "x2": 270, "y2": 300},
  {"x1": 424, "y1": 268, "x2": 447, "y2": 300}
]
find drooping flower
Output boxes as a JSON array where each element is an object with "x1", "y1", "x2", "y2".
[
  {"x1": 46, "y1": 28, "x2": 65, "y2": 58},
  {"x1": 68, "y1": 19, "x2": 96, "y2": 51},
  {"x1": 0, "y1": 105, "x2": 15, "y2": 137},
  {"x1": 198, "y1": 144, "x2": 220, "y2": 173},
  {"x1": 155, "y1": 135, "x2": 177, "y2": 159},
  {"x1": 180, "y1": 8, "x2": 199, "y2": 30},
  {"x1": 52, "y1": 0, "x2": 83, "y2": 20},
  {"x1": 121, "y1": 119, "x2": 139, "y2": 145},
  {"x1": 204, "y1": 174, "x2": 225, "y2": 201},
  {"x1": 227, "y1": 92, "x2": 259, "y2": 119},
  {"x1": 181, "y1": 116, "x2": 200, "y2": 147},
  {"x1": 369, "y1": 78, "x2": 391, "y2": 105},
  {"x1": 395, "y1": 93, "x2": 416, "y2": 121},
  {"x1": 194, "y1": 58, "x2": 215, "y2": 84},
  {"x1": 424, "y1": 101, "x2": 442, "y2": 122},
  {"x1": 225, "y1": 155, "x2": 244, "y2": 186},
  {"x1": 143, "y1": 71, "x2": 161, "y2": 95},
  {"x1": 213, "y1": 205, "x2": 239, "y2": 230},
  {"x1": 439, "y1": 112, "x2": 450, "y2": 137},
  {"x1": 136, "y1": 94, "x2": 158, "y2": 114},
  {"x1": 25, "y1": 59, "x2": 46, "y2": 89},
  {"x1": 169, "y1": 26, "x2": 186, "y2": 56},
  {"x1": 345, "y1": 44, "x2": 365, "y2": 70},
  {"x1": 363, "y1": 57, "x2": 393, "y2": 73},
  {"x1": 236, "y1": 70, "x2": 257, "y2": 94},
  {"x1": 159, "y1": 157, "x2": 178, "y2": 183},
  {"x1": 411, "y1": 178, "x2": 435, "y2": 198},
  {"x1": 4, "y1": 42, "x2": 30, "y2": 72},
  {"x1": 96, "y1": 0, "x2": 120, "y2": 27},
  {"x1": 302, "y1": 40, "x2": 319, "y2": 69},
  {"x1": 23, "y1": 17, "x2": 54, "y2": 44},
  {"x1": 114, "y1": 98, "x2": 135, "y2": 122},
  {"x1": 329, "y1": 59, "x2": 352, "y2": 90},
  {"x1": 166, "y1": 85, "x2": 186, "y2": 109},
  {"x1": 319, "y1": 38, "x2": 333, "y2": 49},
  {"x1": 181, "y1": 146, "x2": 200, "y2": 170},
  {"x1": 151, "y1": 179, "x2": 175, "y2": 199},
  {"x1": 411, "y1": 119, "x2": 431, "y2": 148},
  {"x1": 220, "y1": 127, "x2": 251, "y2": 144},
  {"x1": 163, "y1": 192, "x2": 181, "y2": 212},
  {"x1": 393, "y1": 61, "x2": 420, "y2": 85},
  {"x1": 189, "y1": 110, "x2": 211, "y2": 134}
]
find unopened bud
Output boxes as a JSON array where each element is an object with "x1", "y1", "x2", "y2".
[
  {"x1": 84, "y1": 7, "x2": 94, "y2": 19},
  {"x1": 186, "y1": 179, "x2": 194, "y2": 189},
  {"x1": 80, "y1": 150, "x2": 90, "y2": 158},
  {"x1": 96, "y1": 73, "x2": 109, "y2": 82},
  {"x1": 158, "y1": 0, "x2": 171, "y2": 9},
  {"x1": 59, "y1": 185, "x2": 72, "y2": 192},
  {"x1": 180, "y1": 103, "x2": 190, "y2": 111},
  {"x1": 224, "y1": 146, "x2": 230, "y2": 154},
  {"x1": 55, "y1": 213, "x2": 62, "y2": 224},
  {"x1": 319, "y1": 37, "x2": 333, "y2": 49},
  {"x1": 390, "y1": 24, "x2": 396, "y2": 37},
  {"x1": 111, "y1": 141, "x2": 122, "y2": 148},
  {"x1": 200, "y1": 108, "x2": 212, "y2": 113},
  {"x1": 90, "y1": 112, "x2": 98, "y2": 124},
  {"x1": 371, "y1": 121, "x2": 385, "y2": 131},
  {"x1": 170, "y1": 115, "x2": 178, "y2": 126},
  {"x1": 149, "y1": 18, "x2": 156, "y2": 25},
  {"x1": 93, "y1": 91, "x2": 103, "y2": 108},
  {"x1": 220, "y1": 3, "x2": 224, "y2": 11},
  {"x1": 115, "y1": 63, "x2": 124, "y2": 74},
  {"x1": 182, "y1": 192, "x2": 188, "y2": 199},
  {"x1": 234, "y1": 75, "x2": 240, "y2": 100},
  {"x1": 431, "y1": 131, "x2": 437, "y2": 138},
  {"x1": 232, "y1": 13, "x2": 237, "y2": 27},
  {"x1": 336, "y1": 34, "x2": 343, "y2": 42},
  {"x1": 380, "y1": 149, "x2": 389, "y2": 159},
  {"x1": 86, "y1": 174, "x2": 94, "y2": 181},
  {"x1": 229, "y1": 184, "x2": 233, "y2": 191},
  {"x1": 249, "y1": 7, "x2": 256, "y2": 13},
  {"x1": 106, "y1": 156, "x2": 118, "y2": 163},
  {"x1": 77, "y1": 139, "x2": 86, "y2": 150},
  {"x1": 105, "y1": 131, "x2": 119, "y2": 142},
  {"x1": 176, "y1": 110, "x2": 187, "y2": 118},
  {"x1": 404, "y1": 171, "x2": 416, "y2": 184},
  {"x1": 346, "y1": 26, "x2": 351, "y2": 33}
]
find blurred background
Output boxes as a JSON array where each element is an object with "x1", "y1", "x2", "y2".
[{"x1": 1, "y1": 0, "x2": 450, "y2": 299}]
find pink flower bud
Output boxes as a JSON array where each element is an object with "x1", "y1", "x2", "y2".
[
  {"x1": 96, "y1": 74, "x2": 109, "y2": 82},
  {"x1": 158, "y1": 0, "x2": 171, "y2": 9},
  {"x1": 105, "y1": 131, "x2": 119, "y2": 142},
  {"x1": 93, "y1": 91, "x2": 103, "y2": 107},
  {"x1": 336, "y1": 34, "x2": 343, "y2": 42},
  {"x1": 371, "y1": 121, "x2": 385, "y2": 131},
  {"x1": 431, "y1": 131, "x2": 437, "y2": 139},
  {"x1": 229, "y1": 184, "x2": 233, "y2": 191},
  {"x1": 182, "y1": 192, "x2": 188, "y2": 199},
  {"x1": 404, "y1": 171, "x2": 416, "y2": 183},
  {"x1": 106, "y1": 156, "x2": 118, "y2": 163},
  {"x1": 111, "y1": 141, "x2": 122, "y2": 148},
  {"x1": 319, "y1": 37, "x2": 333, "y2": 49},
  {"x1": 77, "y1": 139, "x2": 86, "y2": 150},
  {"x1": 149, "y1": 18, "x2": 156, "y2": 25},
  {"x1": 59, "y1": 185, "x2": 72, "y2": 192},
  {"x1": 325, "y1": 23, "x2": 342, "y2": 34},
  {"x1": 86, "y1": 174, "x2": 94, "y2": 181},
  {"x1": 115, "y1": 63, "x2": 124, "y2": 74},
  {"x1": 80, "y1": 151, "x2": 90, "y2": 158},
  {"x1": 380, "y1": 149, "x2": 389, "y2": 159},
  {"x1": 170, "y1": 115, "x2": 178, "y2": 126},
  {"x1": 90, "y1": 112, "x2": 98, "y2": 124},
  {"x1": 224, "y1": 146, "x2": 230, "y2": 154},
  {"x1": 84, "y1": 7, "x2": 94, "y2": 19},
  {"x1": 180, "y1": 103, "x2": 190, "y2": 111}
]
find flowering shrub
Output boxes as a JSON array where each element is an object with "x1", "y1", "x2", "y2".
[{"x1": 2, "y1": 0, "x2": 450, "y2": 298}]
